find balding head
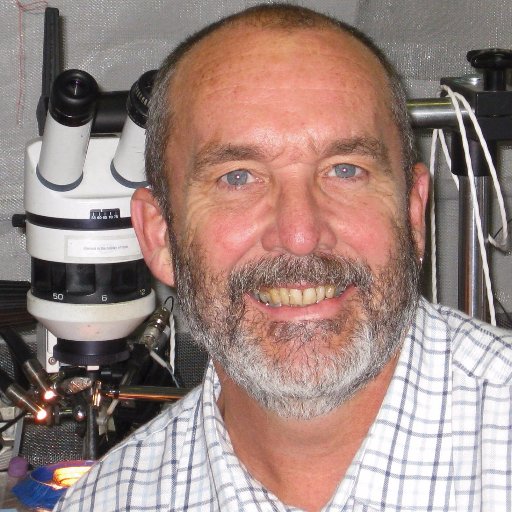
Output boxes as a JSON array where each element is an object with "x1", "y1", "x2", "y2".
[{"x1": 145, "y1": 4, "x2": 415, "y2": 218}]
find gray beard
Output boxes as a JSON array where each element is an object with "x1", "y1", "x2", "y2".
[{"x1": 169, "y1": 222, "x2": 420, "y2": 420}]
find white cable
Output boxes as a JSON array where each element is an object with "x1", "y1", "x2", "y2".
[
  {"x1": 449, "y1": 91, "x2": 508, "y2": 249},
  {"x1": 428, "y1": 129, "x2": 439, "y2": 304},
  {"x1": 149, "y1": 350, "x2": 178, "y2": 385},
  {"x1": 438, "y1": 130, "x2": 459, "y2": 190},
  {"x1": 440, "y1": 85, "x2": 497, "y2": 325}
]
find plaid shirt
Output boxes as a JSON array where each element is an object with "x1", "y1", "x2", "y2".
[{"x1": 54, "y1": 298, "x2": 512, "y2": 511}]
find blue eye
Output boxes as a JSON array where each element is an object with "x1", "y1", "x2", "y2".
[
  {"x1": 221, "y1": 169, "x2": 252, "y2": 187},
  {"x1": 330, "y1": 163, "x2": 359, "y2": 178}
]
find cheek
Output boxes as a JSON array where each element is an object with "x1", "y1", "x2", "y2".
[
  {"x1": 329, "y1": 196, "x2": 404, "y2": 268},
  {"x1": 185, "y1": 204, "x2": 261, "y2": 272}
]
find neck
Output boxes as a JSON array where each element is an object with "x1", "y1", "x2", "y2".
[{"x1": 215, "y1": 354, "x2": 398, "y2": 512}]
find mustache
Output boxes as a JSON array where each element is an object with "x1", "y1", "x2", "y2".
[{"x1": 228, "y1": 253, "x2": 374, "y2": 297}]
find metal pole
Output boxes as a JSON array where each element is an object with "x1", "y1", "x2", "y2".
[
  {"x1": 100, "y1": 385, "x2": 189, "y2": 402},
  {"x1": 407, "y1": 97, "x2": 469, "y2": 128},
  {"x1": 451, "y1": 135, "x2": 496, "y2": 321},
  {"x1": 457, "y1": 176, "x2": 489, "y2": 319},
  {"x1": 83, "y1": 370, "x2": 99, "y2": 460}
]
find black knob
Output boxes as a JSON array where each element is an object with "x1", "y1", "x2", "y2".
[
  {"x1": 467, "y1": 49, "x2": 512, "y2": 91},
  {"x1": 11, "y1": 214, "x2": 26, "y2": 228}
]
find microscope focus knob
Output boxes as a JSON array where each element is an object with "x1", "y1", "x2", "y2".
[{"x1": 467, "y1": 48, "x2": 512, "y2": 91}]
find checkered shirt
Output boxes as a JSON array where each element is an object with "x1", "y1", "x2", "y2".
[{"x1": 53, "y1": 298, "x2": 512, "y2": 511}]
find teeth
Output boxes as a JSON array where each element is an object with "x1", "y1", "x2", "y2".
[
  {"x1": 269, "y1": 288, "x2": 281, "y2": 306},
  {"x1": 259, "y1": 291, "x2": 271, "y2": 304},
  {"x1": 256, "y1": 285, "x2": 342, "y2": 307},
  {"x1": 302, "y1": 287, "x2": 317, "y2": 305},
  {"x1": 289, "y1": 289, "x2": 302, "y2": 306},
  {"x1": 279, "y1": 288, "x2": 290, "y2": 305}
]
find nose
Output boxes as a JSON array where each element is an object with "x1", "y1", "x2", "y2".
[{"x1": 261, "y1": 178, "x2": 336, "y2": 256}]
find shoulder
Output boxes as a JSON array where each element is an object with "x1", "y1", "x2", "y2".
[
  {"x1": 53, "y1": 385, "x2": 204, "y2": 512},
  {"x1": 419, "y1": 298, "x2": 512, "y2": 385}
]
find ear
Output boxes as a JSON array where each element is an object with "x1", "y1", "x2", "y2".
[
  {"x1": 131, "y1": 187, "x2": 175, "y2": 286},
  {"x1": 408, "y1": 163, "x2": 430, "y2": 259}
]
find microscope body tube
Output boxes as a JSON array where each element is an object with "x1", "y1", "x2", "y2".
[
  {"x1": 111, "y1": 70, "x2": 156, "y2": 187},
  {"x1": 24, "y1": 81, "x2": 156, "y2": 366},
  {"x1": 37, "y1": 69, "x2": 99, "y2": 191},
  {"x1": 37, "y1": 115, "x2": 92, "y2": 190},
  {"x1": 111, "y1": 119, "x2": 146, "y2": 186}
]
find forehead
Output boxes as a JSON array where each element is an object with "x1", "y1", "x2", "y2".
[{"x1": 168, "y1": 24, "x2": 399, "y2": 163}]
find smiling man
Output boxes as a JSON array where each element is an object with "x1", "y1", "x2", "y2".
[{"x1": 54, "y1": 4, "x2": 512, "y2": 512}]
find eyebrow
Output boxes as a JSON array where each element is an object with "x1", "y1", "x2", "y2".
[
  {"x1": 322, "y1": 137, "x2": 392, "y2": 172},
  {"x1": 191, "y1": 143, "x2": 267, "y2": 182},
  {"x1": 190, "y1": 136, "x2": 392, "y2": 182}
]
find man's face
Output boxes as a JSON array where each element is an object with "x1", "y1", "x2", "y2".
[{"x1": 162, "y1": 26, "x2": 427, "y2": 418}]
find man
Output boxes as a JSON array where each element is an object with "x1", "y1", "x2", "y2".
[{"x1": 54, "y1": 4, "x2": 512, "y2": 511}]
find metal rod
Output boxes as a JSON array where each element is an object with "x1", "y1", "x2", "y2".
[
  {"x1": 407, "y1": 97, "x2": 469, "y2": 128},
  {"x1": 452, "y1": 133, "x2": 496, "y2": 322},
  {"x1": 100, "y1": 385, "x2": 189, "y2": 402},
  {"x1": 458, "y1": 175, "x2": 489, "y2": 320},
  {"x1": 83, "y1": 370, "x2": 99, "y2": 460}
]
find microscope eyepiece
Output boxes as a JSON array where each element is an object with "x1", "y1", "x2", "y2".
[
  {"x1": 111, "y1": 69, "x2": 157, "y2": 187},
  {"x1": 49, "y1": 69, "x2": 99, "y2": 126},
  {"x1": 127, "y1": 69, "x2": 156, "y2": 128}
]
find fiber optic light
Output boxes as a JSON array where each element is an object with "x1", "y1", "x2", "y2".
[
  {"x1": 53, "y1": 464, "x2": 92, "y2": 488},
  {"x1": 43, "y1": 388, "x2": 57, "y2": 401},
  {"x1": 35, "y1": 407, "x2": 48, "y2": 422}
]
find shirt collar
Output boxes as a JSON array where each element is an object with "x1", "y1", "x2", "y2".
[{"x1": 346, "y1": 298, "x2": 455, "y2": 510}]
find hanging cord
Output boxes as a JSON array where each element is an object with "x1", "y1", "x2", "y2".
[
  {"x1": 440, "y1": 85, "x2": 495, "y2": 325},
  {"x1": 429, "y1": 84, "x2": 509, "y2": 326},
  {"x1": 0, "y1": 410, "x2": 26, "y2": 436},
  {"x1": 428, "y1": 129, "x2": 439, "y2": 304},
  {"x1": 441, "y1": 87, "x2": 508, "y2": 249}
]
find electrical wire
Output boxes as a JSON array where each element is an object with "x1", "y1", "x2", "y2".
[
  {"x1": 443, "y1": 88, "x2": 509, "y2": 249},
  {"x1": 428, "y1": 129, "x2": 439, "y2": 304},
  {"x1": 429, "y1": 85, "x2": 509, "y2": 326},
  {"x1": 491, "y1": 218, "x2": 512, "y2": 250},
  {"x1": 0, "y1": 410, "x2": 26, "y2": 435},
  {"x1": 442, "y1": 85, "x2": 495, "y2": 325},
  {"x1": 148, "y1": 350, "x2": 180, "y2": 388},
  {"x1": 102, "y1": 298, "x2": 179, "y2": 425}
]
